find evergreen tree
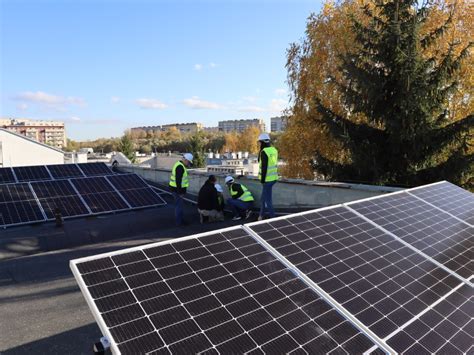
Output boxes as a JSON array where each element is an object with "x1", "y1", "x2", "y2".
[
  {"x1": 315, "y1": 0, "x2": 473, "y2": 188},
  {"x1": 188, "y1": 132, "x2": 206, "y2": 168},
  {"x1": 119, "y1": 134, "x2": 136, "y2": 163}
]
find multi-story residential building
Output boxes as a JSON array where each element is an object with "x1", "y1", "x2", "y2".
[
  {"x1": 270, "y1": 116, "x2": 288, "y2": 132},
  {"x1": 131, "y1": 122, "x2": 203, "y2": 134},
  {"x1": 218, "y1": 119, "x2": 266, "y2": 133},
  {"x1": 0, "y1": 118, "x2": 66, "y2": 149}
]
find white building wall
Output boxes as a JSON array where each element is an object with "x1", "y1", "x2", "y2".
[{"x1": 0, "y1": 130, "x2": 64, "y2": 167}]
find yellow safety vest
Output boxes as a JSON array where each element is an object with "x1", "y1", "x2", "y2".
[
  {"x1": 169, "y1": 161, "x2": 189, "y2": 188},
  {"x1": 230, "y1": 183, "x2": 254, "y2": 202},
  {"x1": 259, "y1": 147, "x2": 278, "y2": 182}
]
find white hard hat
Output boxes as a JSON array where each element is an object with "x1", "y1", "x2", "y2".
[
  {"x1": 258, "y1": 133, "x2": 271, "y2": 142},
  {"x1": 225, "y1": 176, "x2": 234, "y2": 184},
  {"x1": 183, "y1": 153, "x2": 193, "y2": 162},
  {"x1": 215, "y1": 184, "x2": 223, "y2": 193}
]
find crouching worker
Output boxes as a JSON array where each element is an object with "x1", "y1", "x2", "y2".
[
  {"x1": 225, "y1": 176, "x2": 254, "y2": 221},
  {"x1": 198, "y1": 175, "x2": 224, "y2": 223}
]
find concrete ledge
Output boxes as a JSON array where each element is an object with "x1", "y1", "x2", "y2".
[{"x1": 118, "y1": 165, "x2": 402, "y2": 208}]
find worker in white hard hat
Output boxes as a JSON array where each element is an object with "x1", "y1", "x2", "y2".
[
  {"x1": 225, "y1": 176, "x2": 254, "y2": 220},
  {"x1": 169, "y1": 153, "x2": 193, "y2": 225},
  {"x1": 197, "y1": 175, "x2": 224, "y2": 223},
  {"x1": 257, "y1": 133, "x2": 278, "y2": 220}
]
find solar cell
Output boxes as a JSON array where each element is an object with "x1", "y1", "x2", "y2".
[
  {"x1": 30, "y1": 180, "x2": 90, "y2": 218},
  {"x1": 0, "y1": 168, "x2": 17, "y2": 184},
  {"x1": 408, "y1": 181, "x2": 474, "y2": 225},
  {"x1": 0, "y1": 183, "x2": 45, "y2": 226},
  {"x1": 13, "y1": 165, "x2": 51, "y2": 182},
  {"x1": 77, "y1": 163, "x2": 113, "y2": 176},
  {"x1": 348, "y1": 192, "x2": 473, "y2": 280},
  {"x1": 47, "y1": 164, "x2": 85, "y2": 179},
  {"x1": 71, "y1": 177, "x2": 129, "y2": 213},
  {"x1": 106, "y1": 174, "x2": 165, "y2": 208},
  {"x1": 247, "y1": 206, "x2": 464, "y2": 345},
  {"x1": 385, "y1": 282, "x2": 473, "y2": 354},
  {"x1": 71, "y1": 227, "x2": 380, "y2": 354}
]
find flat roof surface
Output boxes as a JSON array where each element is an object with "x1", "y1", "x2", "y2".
[{"x1": 0, "y1": 196, "x2": 242, "y2": 354}]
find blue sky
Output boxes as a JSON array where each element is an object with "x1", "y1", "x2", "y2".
[{"x1": 1, "y1": 0, "x2": 322, "y2": 141}]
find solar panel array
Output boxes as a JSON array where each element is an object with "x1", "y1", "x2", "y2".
[
  {"x1": 0, "y1": 162, "x2": 113, "y2": 183},
  {"x1": 72, "y1": 228, "x2": 381, "y2": 354},
  {"x1": 0, "y1": 166, "x2": 166, "y2": 227},
  {"x1": 71, "y1": 181, "x2": 473, "y2": 354}
]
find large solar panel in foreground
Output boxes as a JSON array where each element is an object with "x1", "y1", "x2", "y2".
[
  {"x1": 106, "y1": 174, "x2": 166, "y2": 208},
  {"x1": 0, "y1": 183, "x2": 45, "y2": 226},
  {"x1": 385, "y1": 282, "x2": 473, "y2": 354},
  {"x1": 348, "y1": 192, "x2": 473, "y2": 279},
  {"x1": 248, "y1": 207, "x2": 463, "y2": 342},
  {"x1": 409, "y1": 181, "x2": 474, "y2": 225},
  {"x1": 30, "y1": 180, "x2": 90, "y2": 218},
  {"x1": 71, "y1": 227, "x2": 379, "y2": 354}
]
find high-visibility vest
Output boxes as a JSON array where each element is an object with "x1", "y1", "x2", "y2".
[
  {"x1": 259, "y1": 146, "x2": 278, "y2": 182},
  {"x1": 169, "y1": 161, "x2": 189, "y2": 188},
  {"x1": 230, "y1": 183, "x2": 254, "y2": 202}
]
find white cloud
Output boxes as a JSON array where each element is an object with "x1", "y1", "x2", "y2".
[
  {"x1": 194, "y1": 64, "x2": 203, "y2": 71},
  {"x1": 135, "y1": 98, "x2": 168, "y2": 110},
  {"x1": 110, "y1": 96, "x2": 120, "y2": 103},
  {"x1": 13, "y1": 91, "x2": 86, "y2": 110},
  {"x1": 16, "y1": 103, "x2": 28, "y2": 111},
  {"x1": 274, "y1": 88, "x2": 287, "y2": 96},
  {"x1": 242, "y1": 96, "x2": 258, "y2": 103},
  {"x1": 183, "y1": 96, "x2": 222, "y2": 110},
  {"x1": 269, "y1": 98, "x2": 286, "y2": 113},
  {"x1": 209, "y1": 62, "x2": 217, "y2": 68},
  {"x1": 70, "y1": 116, "x2": 81, "y2": 121},
  {"x1": 237, "y1": 105, "x2": 266, "y2": 113}
]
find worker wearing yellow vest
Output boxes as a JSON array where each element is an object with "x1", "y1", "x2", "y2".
[
  {"x1": 225, "y1": 176, "x2": 254, "y2": 221},
  {"x1": 258, "y1": 133, "x2": 278, "y2": 220},
  {"x1": 169, "y1": 153, "x2": 193, "y2": 225}
]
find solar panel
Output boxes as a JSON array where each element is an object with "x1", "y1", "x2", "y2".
[
  {"x1": 30, "y1": 180, "x2": 90, "y2": 219},
  {"x1": 106, "y1": 174, "x2": 166, "y2": 208},
  {"x1": 77, "y1": 163, "x2": 113, "y2": 176},
  {"x1": 0, "y1": 183, "x2": 45, "y2": 226},
  {"x1": 385, "y1": 282, "x2": 473, "y2": 354},
  {"x1": 348, "y1": 192, "x2": 473, "y2": 280},
  {"x1": 71, "y1": 227, "x2": 380, "y2": 354},
  {"x1": 0, "y1": 168, "x2": 17, "y2": 184},
  {"x1": 247, "y1": 207, "x2": 464, "y2": 345},
  {"x1": 47, "y1": 164, "x2": 85, "y2": 179},
  {"x1": 408, "y1": 181, "x2": 474, "y2": 225},
  {"x1": 13, "y1": 165, "x2": 51, "y2": 182},
  {"x1": 71, "y1": 177, "x2": 129, "y2": 213}
]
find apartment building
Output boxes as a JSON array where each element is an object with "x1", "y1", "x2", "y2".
[
  {"x1": 0, "y1": 118, "x2": 66, "y2": 149},
  {"x1": 270, "y1": 116, "x2": 288, "y2": 132},
  {"x1": 218, "y1": 119, "x2": 265, "y2": 133},
  {"x1": 131, "y1": 122, "x2": 203, "y2": 134}
]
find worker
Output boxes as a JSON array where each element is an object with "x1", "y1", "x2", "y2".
[
  {"x1": 169, "y1": 153, "x2": 193, "y2": 226},
  {"x1": 214, "y1": 184, "x2": 225, "y2": 214},
  {"x1": 225, "y1": 176, "x2": 254, "y2": 220},
  {"x1": 257, "y1": 133, "x2": 278, "y2": 220},
  {"x1": 197, "y1": 175, "x2": 224, "y2": 223}
]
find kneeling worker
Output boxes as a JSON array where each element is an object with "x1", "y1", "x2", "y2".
[
  {"x1": 225, "y1": 176, "x2": 254, "y2": 221},
  {"x1": 197, "y1": 175, "x2": 224, "y2": 223}
]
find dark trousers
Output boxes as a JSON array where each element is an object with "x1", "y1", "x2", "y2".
[
  {"x1": 173, "y1": 192, "x2": 184, "y2": 225},
  {"x1": 260, "y1": 181, "x2": 276, "y2": 218},
  {"x1": 227, "y1": 198, "x2": 252, "y2": 217}
]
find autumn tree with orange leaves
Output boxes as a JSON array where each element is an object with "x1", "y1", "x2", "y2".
[{"x1": 281, "y1": 0, "x2": 473, "y2": 188}]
